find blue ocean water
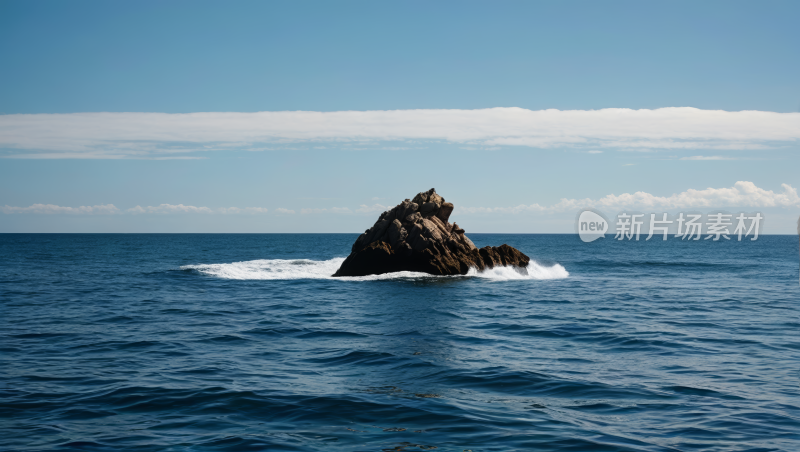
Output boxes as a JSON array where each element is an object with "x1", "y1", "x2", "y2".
[{"x1": 1, "y1": 233, "x2": 799, "y2": 452}]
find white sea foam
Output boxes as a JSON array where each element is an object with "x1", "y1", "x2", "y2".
[
  {"x1": 182, "y1": 258, "x2": 568, "y2": 281},
  {"x1": 466, "y1": 261, "x2": 570, "y2": 280}
]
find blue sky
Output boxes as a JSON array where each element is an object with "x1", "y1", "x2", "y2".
[{"x1": 1, "y1": 0, "x2": 799, "y2": 233}]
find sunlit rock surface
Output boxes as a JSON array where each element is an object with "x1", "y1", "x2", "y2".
[{"x1": 333, "y1": 188, "x2": 530, "y2": 277}]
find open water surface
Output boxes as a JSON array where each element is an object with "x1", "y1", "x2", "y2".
[{"x1": 1, "y1": 233, "x2": 799, "y2": 451}]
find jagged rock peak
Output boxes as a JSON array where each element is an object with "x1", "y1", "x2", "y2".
[{"x1": 333, "y1": 188, "x2": 530, "y2": 277}]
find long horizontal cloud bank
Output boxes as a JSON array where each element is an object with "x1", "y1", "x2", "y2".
[
  {"x1": 0, "y1": 204, "x2": 270, "y2": 215},
  {"x1": 4, "y1": 182, "x2": 798, "y2": 216},
  {"x1": 1, "y1": 108, "x2": 798, "y2": 158},
  {"x1": 0, "y1": 203, "x2": 383, "y2": 215},
  {"x1": 461, "y1": 181, "x2": 800, "y2": 214}
]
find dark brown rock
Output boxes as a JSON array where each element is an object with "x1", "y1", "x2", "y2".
[
  {"x1": 333, "y1": 188, "x2": 530, "y2": 277},
  {"x1": 436, "y1": 202, "x2": 455, "y2": 223}
]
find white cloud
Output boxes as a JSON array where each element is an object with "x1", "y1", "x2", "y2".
[
  {"x1": 588, "y1": 150, "x2": 603, "y2": 154},
  {"x1": 300, "y1": 207, "x2": 352, "y2": 214},
  {"x1": 459, "y1": 204, "x2": 548, "y2": 215},
  {"x1": 460, "y1": 181, "x2": 800, "y2": 214},
  {"x1": 217, "y1": 207, "x2": 269, "y2": 214},
  {"x1": 3, "y1": 204, "x2": 270, "y2": 215},
  {"x1": 1, "y1": 107, "x2": 798, "y2": 158},
  {"x1": 5, "y1": 182, "x2": 797, "y2": 218},
  {"x1": 126, "y1": 205, "x2": 146, "y2": 214},
  {"x1": 680, "y1": 155, "x2": 736, "y2": 161},
  {"x1": 130, "y1": 204, "x2": 215, "y2": 214},
  {"x1": 356, "y1": 203, "x2": 390, "y2": 214},
  {"x1": 1, "y1": 204, "x2": 120, "y2": 214}
]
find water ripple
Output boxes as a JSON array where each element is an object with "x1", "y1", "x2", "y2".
[{"x1": 1, "y1": 233, "x2": 798, "y2": 451}]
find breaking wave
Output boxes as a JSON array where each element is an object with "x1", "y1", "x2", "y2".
[
  {"x1": 467, "y1": 261, "x2": 569, "y2": 280},
  {"x1": 181, "y1": 258, "x2": 568, "y2": 281}
]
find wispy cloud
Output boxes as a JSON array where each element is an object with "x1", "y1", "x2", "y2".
[
  {"x1": 128, "y1": 204, "x2": 215, "y2": 214},
  {"x1": 1, "y1": 108, "x2": 798, "y2": 158},
  {"x1": 300, "y1": 207, "x2": 352, "y2": 214},
  {"x1": 2, "y1": 204, "x2": 270, "y2": 215},
  {"x1": 5, "y1": 182, "x2": 797, "y2": 217},
  {"x1": 0, "y1": 204, "x2": 120, "y2": 214},
  {"x1": 356, "y1": 204, "x2": 390, "y2": 213},
  {"x1": 217, "y1": 207, "x2": 270, "y2": 214},
  {"x1": 680, "y1": 155, "x2": 737, "y2": 161},
  {"x1": 459, "y1": 181, "x2": 800, "y2": 214}
]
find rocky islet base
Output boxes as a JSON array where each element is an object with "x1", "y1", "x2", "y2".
[{"x1": 333, "y1": 188, "x2": 530, "y2": 277}]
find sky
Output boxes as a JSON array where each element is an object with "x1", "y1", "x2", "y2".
[{"x1": 1, "y1": 0, "x2": 799, "y2": 233}]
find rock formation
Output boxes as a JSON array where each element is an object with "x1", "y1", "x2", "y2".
[{"x1": 333, "y1": 188, "x2": 530, "y2": 277}]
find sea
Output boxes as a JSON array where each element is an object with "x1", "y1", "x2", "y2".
[{"x1": 1, "y1": 233, "x2": 799, "y2": 452}]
